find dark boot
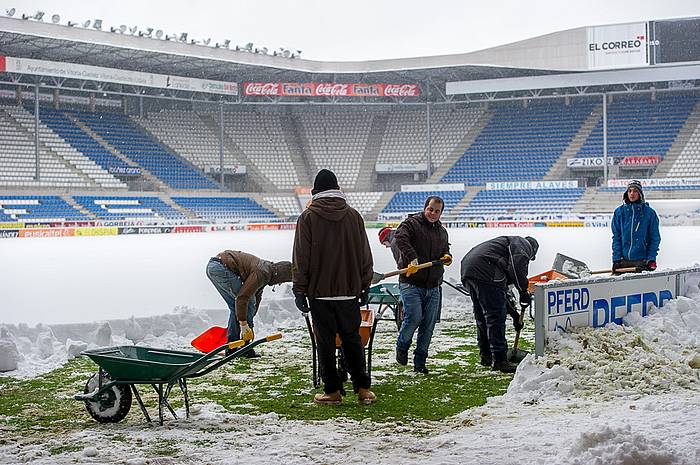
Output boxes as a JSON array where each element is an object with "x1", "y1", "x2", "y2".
[
  {"x1": 492, "y1": 360, "x2": 518, "y2": 373},
  {"x1": 479, "y1": 354, "x2": 492, "y2": 367},
  {"x1": 241, "y1": 349, "x2": 261, "y2": 358},
  {"x1": 396, "y1": 348, "x2": 408, "y2": 366},
  {"x1": 413, "y1": 366, "x2": 429, "y2": 374}
]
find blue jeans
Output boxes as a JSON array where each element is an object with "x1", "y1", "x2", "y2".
[
  {"x1": 206, "y1": 258, "x2": 256, "y2": 342},
  {"x1": 397, "y1": 283, "x2": 440, "y2": 367}
]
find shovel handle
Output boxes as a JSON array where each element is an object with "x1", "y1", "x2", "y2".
[
  {"x1": 589, "y1": 267, "x2": 638, "y2": 275},
  {"x1": 375, "y1": 258, "x2": 448, "y2": 283}
]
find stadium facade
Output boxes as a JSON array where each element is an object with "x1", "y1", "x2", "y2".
[{"x1": 0, "y1": 14, "x2": 700, "y2": 229}]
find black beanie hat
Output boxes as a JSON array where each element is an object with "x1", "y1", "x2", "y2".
[
  {"x1": 311, "y1": 169, "x2": 339, "y2": 195},
  {"x1": 623, "y1": 180, "x2": 645, "y2": 203}
]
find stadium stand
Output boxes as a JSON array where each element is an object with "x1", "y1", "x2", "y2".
[
  {"x1": 15, "y1": 106, "x2": 129, "y2": 189},
  {"x1": 378, "y1": 107, "x2": 484, "y2": 167},
  {"x1": 577, "y1": 95, "x2": 698, "y2": 160},
  {"x1": 668, "y1": 121, "x2": 700, "y2": 177},
  {"x1": 263, "y1": 195, "x2": 302, "y2": 217},
  {"x1": 134, "y1": 110, "x2": 242, "y2": 175},
  {"x1": 222, "y1": 110, "x2": 299, "y2": 190},
  {"x1": 380, "y1": 190, "x2": 465, "y2": 216},
  {"x1": 72, "y1": 195, "x2": 187, "y2": 221},
  {"x1": 442, "y1": 101, "x2": 597, "y2": 185},
  {"x1": 73, "y1": 110, "x2": 219, "y2": 190},
  {"x1": 345, "y1": 192, "x2": 384, "y2": 215},
  {"x1": 297, "y1": 109, "x2": 373, "y2": 189},
  {"x1": 171, "y1": 196, "x2": 276, "y2": 223},
  {"x1": 457, "y1": 187, "x2": 587, "y2": 218},
  {"x1": 0, "y1": 195, "x2": 89, "y2": 221}
]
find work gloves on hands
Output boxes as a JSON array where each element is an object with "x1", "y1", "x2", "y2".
[
  {"x1": 612, "y1": 260, "x2": 623, "y2": 272},
  {"x1": 440, "y1": 254, "x2": 453, "y2": 266},
  {"x1": 646, "y1": 260, "x2": 657, "y2": 271},
  {"x1": 405, "y1": 259, "x2": 420, "y2": 277},
  {"x1": 519, "y1": 290, "x2": 532, "y2": 307},
  {"x1": 293, "y1": 291, "x2": 310, "y2": 313},
  {"x1": 359, "y1": 287, "x2": 370, "y2": 307},
  {"x1": 240, "y1": 324, "x2": 254, "y2": 343}
]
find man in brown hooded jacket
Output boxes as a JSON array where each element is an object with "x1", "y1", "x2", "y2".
[
  {"x1": 206, "y1": 250, "x2": 291, "y2": 356},
  {"x1": 292, "y1": 169, "x2": 376, "y2": 405}
]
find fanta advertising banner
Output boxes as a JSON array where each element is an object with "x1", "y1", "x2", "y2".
[{"x1": 244, "y1": 82, "x2": 419, "y2": 98}]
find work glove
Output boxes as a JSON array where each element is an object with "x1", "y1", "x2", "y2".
[
  {"x1": 646, "y1": 260, "x2": 657, "y2": 271},
  {"x1": 440, "y1": 254, "x2": 453, "y2": 266},
  {"x1": 293, "y1": 291, "x2": 310, "y2": 313},
  {"x1": 519, "y1": 290, "x2": 532, "y2": 307},
  {"x1": 240, "y1": 324, "x2": 254, "y2": 343},
  {"x1": 359, "y1": 287, "x2": 370, "y2": 307},
  {"x1": 612, "y1": 260, "x2": 623, "y2": 272},
  {"x1": 406, "y1": 259, "x2": 420, "y2": 277}
]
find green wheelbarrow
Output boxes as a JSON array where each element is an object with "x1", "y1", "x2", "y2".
[{"x1": 74, "y1": 333, "x2": 282, "y2": 425}]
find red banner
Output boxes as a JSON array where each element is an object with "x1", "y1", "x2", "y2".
[
  {"x1": 620, "y1": 156, "x2": 660, "y2": 166},
  {"x1": 244, "y1": 82, "x2": 419, "y2": 98},
  {"x1": 0, "y1": 56, "x2": 5, "y2": 72}
]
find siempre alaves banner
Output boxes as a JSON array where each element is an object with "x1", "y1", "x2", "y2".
[
  {"x1": 0, "y1": 56, "x2": 238, "y2": 96},
  {"x1": 244, "y1": 82, "x2": 420, "y2": 97}
]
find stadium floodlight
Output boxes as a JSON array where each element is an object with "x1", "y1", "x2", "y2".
[
  {"x1": 179, "y1": 32, "x2": 188, "y2": 42},
  {"x1": 82, "y1": 19, "x2": 91, "y2": 28},
  {"x1": 155, "y1": 29, "x2": 163, "y2": 39},
  {"x1": 33, "y1": 11, "x2": 44, "y2": 21},
  {"x1": 51, "y1": 14, "x2": 59, "y2": 24},
  {"x1": 6, "y1": 8, "x2": 15, "y2": 17},
  {"x1": 93, "y1": 19, "x2": 102, "y2": 30},
  {"x1": 67, "y1": 21, "x2": 78, "y2": 27}
]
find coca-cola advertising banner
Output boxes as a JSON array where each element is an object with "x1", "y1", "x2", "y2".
[
  {"x1": 244, "y1": 82, "x2": 420, "y2": 98},
  {"x1": 620, "y1": 156, "x2": 660, "y2": 167}
]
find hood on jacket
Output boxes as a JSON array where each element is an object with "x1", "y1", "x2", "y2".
[
  {"x1": 269, "y1": 261, "x2": 292, "y2": 285},
  {"x1": 623, "y1": 180, "x2": 645, "y2": 204},
  {"x1": 525, "y1": 236, "x2": 539, "y2": 260},
  {"x1": 308, "y1": 191, "x2": 350, "y2": 222}
]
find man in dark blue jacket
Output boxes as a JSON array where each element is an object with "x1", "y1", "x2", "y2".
[
  {"x1": 460, "y1": 236, "x2": 538, "y2": 373},
  {"x1": 611, "y1": 180, "x2": 661, "y2": 273}
]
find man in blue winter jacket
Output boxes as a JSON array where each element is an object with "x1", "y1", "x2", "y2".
[{"x1": 611, "y1": 180, "x2": 661, "y2": 273}]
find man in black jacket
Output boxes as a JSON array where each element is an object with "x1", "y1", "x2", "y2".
[
  {"x1": 292, "y1": 169, "x2": 376, "y2": 405},
  {"x1": 394, "y1": 196, "x2": 451, "y2": 374},
  {"x1": 460, "y1": 236, "x2": 538, "y2": 373}
]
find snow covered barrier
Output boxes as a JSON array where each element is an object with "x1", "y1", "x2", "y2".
[{"x1": 533, "y1": 266, "x2": 700, "y2": 355}]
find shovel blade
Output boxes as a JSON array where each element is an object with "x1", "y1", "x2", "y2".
[
  {"x1": 552, "y1": 253, "x2": 591, "y2": 279},
  {"x1": 507, "y1": 348, "x2": 529, "y2": 363}
]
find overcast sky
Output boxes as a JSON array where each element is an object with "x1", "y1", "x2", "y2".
[{"x1": 0, "y1": 0, "x2": 699, "y2": 61}]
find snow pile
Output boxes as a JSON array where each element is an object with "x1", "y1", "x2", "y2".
[{"x1": 507, "y1": 291, "x2": 700, "y2": 404}]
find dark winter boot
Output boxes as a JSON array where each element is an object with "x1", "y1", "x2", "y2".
[
  {"x1": 241, "y1": 349, "x2": 261, "y2": 358},
  {"x1": 479, "y1": 354, "x2": 493, "y2": 367},
  {"x1": 491, "y1": 360, "x2": 518, "y2": 373},
  {"x1": 413, "y1": 366, "x2": 429, "y2": 374},
  {"x1": 396, "y1": 348, "x2": 408, "y2": 366}
]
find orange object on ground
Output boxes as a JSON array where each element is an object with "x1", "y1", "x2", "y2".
[
  {"x1": 335, "y1": 308, "x2": 374, "y2": 348},
  {"x1": 191, "y1": 326, "x2": 228, "y2": 353},
  {"x1": 527, "y1": 270, "x2": 568, "y2": 293}
]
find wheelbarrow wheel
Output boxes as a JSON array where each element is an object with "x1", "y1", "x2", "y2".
[{"x1": 83, "y1": 372, "x2": 132, "y2": 423}]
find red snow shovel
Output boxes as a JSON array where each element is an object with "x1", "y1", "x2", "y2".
[{"x1": 191, "y1": 326, "x2": 228, "y2": 353}]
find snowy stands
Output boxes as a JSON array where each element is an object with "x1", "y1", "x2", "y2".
[
  {"x1": 0, "y1": 195, "x2": 88, "y2": 222},
  {"x1": 74, "y1": 110, "x2": 219, "y2": 190},
  {"x1": 458, "y1": 188, "x2": 587, "y2": 218},
  {"x1": 577, "y1": 95, "x2": 698, "y2": 161},
  {"x1": 222, "y1": 110, "x2": 299, "y2": 189},
  {"x1": 72, "y1": 195, "x2": 187, "y2": 221},
  {"x1": 171, "y1": 196, "x2": 276, "y2": 223},
  {"x1": 380, "y1": 190, "x2": 465, "y2": 216},
  {"x1": 297, "y1": 109, "x2": 373, "y2": 189},
  {"x1": 263, "y1": 195, "x2": 302, "y2": 217},
  {"x1": 134, "y1": 110, "x2": 241, "y2": 175},
  {"x1": 377, "y1": 107, "x2": 483, "y2": 167},
  {"x1": 442, "y1": 101, "x2": 597, "y2": 185},
  {"x1": 669, "y1": 122, "x2": 700, "y2": 177},
  {"x1": 345, "y1": 192, "x2": 384, "y2": 215}
]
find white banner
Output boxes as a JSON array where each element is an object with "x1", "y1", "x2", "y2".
[
  {"x1": 1, "y1": 56, "x2": 238, "y2": 96},
  {"x1": 375, "y1": 163, "x2": 428, "y2": 173},
  {"x1": 607, "y1": 178, "x2": 700, "y2": 188},
  {"x1": 401, "y1": 183, "x2": 464, "y2": 192},
  {"x1": 567, "y1": 157, "x2": 616, "y2": 169},
  {"x1": 587, "y1": 23, "x2": 649, "y2": 69},
  {"x1": 486, "y1": 180, "x2": 579, "y2": 190},
  {"x1": 205, "y1": 165, "x2": 247, "y2": 175},
  {"x1": 544, "y1": 274, "x2": 676, "y2": 332}
]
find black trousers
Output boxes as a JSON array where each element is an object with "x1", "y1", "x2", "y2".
[
  {"x1": 310, "y1": 299, "x2": 371, "y2": 394},
  {"x1": 465, "y1": 280, "x2": 508, "y2": 362}
]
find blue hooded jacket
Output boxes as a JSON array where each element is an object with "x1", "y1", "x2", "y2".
[{"x1": 611, "y1": 184, "x2": 660, "y2": 262}]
